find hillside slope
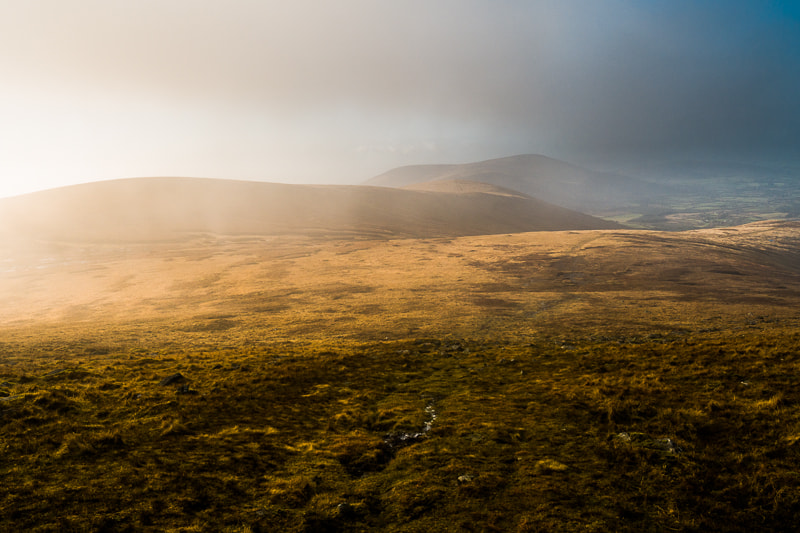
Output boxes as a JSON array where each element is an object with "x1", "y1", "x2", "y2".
[
  {"x1": 0, "y1": 177, "x2": 621, "y2": 243},
  {"x1": 366, "y1": 154, "x2": 668, "y2": 212}
]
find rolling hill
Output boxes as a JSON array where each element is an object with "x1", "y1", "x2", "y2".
[
  {"x1": 0, "y1": 177, "x2": 621, "y2": 243},
  {"x1": 365, "y1": 154, "x2": 669, "y2": 212}
]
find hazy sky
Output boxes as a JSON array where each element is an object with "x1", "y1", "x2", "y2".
[{"x1": 1, "y1": 0, "x2": 799, "y2": 198}]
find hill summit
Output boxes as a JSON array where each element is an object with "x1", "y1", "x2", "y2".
[{"x1": 366, "y1": 154, "x2": 666, "y2": 212}]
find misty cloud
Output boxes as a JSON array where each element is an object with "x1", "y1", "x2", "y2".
[{"x1": 1, "y1": 0, "x2": 799, "y2": 197}]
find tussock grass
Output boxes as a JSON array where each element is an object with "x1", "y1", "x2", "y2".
[
  {"x1": 1, "y1": 222, "x2": 799, "y2": 530},
  {"x1": 1, "y1": 329, "x2": 799, "y2": 531}
]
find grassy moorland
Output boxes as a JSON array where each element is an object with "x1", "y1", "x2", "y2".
[{"x1": 1, "y1": 221, "x2": 800, "y2": 532}]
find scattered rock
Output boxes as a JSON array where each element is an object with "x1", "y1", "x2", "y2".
[
  {"x1": 383, "y1": 430, "x2": 426, "y2": 449},
  {"x1": 655, "y1": 437, "x2": 680, "y2": 454},
  {"x1": 423, "y1": 405, "x2": 437, "y2": 431},
  {"x1": 457, "y1": 474, "x2": 473, "y2": 484},
  {"x1": 383, "y1": 401, "x2": 437, "y2": 449},
  {"x1": 616, "y1": 432, "x2": 682, "y2": 454},
  {"x1": 336, "y1": 502, "x2": 355, "y2": 518},
  {"x1": 159, "y1": 373, "x2": 186, "y2": 386}
]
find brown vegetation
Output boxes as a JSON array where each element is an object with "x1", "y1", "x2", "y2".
[
  {"x1": 0, "y1": 181, "x2": 799, "y2": 531},
  {"x1": 367, "y1": 154, "x2": 800, "y2": 230},
  {"x1": 365, "y1": 154, "x2": 665, "y2": 212},
  {"x1": 0, "y1": 177, "x2": 618, "y2": 244}
]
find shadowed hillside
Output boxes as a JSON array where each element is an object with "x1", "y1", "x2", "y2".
[
  {"x1": 0, "y1": 177, "x2": 621, "y2": 243},
  {"x1": 365, "y1": 154, "x2": 669, "y2": 212}
]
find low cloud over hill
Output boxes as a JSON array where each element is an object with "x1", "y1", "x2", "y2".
[{"x1": 366, "y1": 154, "x2": 670, "y2": 212}]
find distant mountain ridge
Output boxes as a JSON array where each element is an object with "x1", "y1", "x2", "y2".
[
  {"x1": 0, "y1": 177, "x2": 621, "y2": 243},
  {"x1": 366, "y1": 154, "x2": 669, "y2": 212}
]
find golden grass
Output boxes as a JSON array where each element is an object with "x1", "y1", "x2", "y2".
[
  {"x1": 1, "y1": 221, "x2": 799, "y2": 531},
  {"x1": 3, "y1": 330, "x2": 800, "y2": 531}
]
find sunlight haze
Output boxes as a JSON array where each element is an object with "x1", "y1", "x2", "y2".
[
  {"x1": 1, "y1": 0, "x2": 799, "y2": 198},
  {"x1": 3, "y1": 3, "x2": 800, "y2": 529}
]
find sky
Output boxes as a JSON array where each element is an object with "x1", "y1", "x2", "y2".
[{"x1": 1, "y1": 0, "x2": 799, "y2": 199}]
